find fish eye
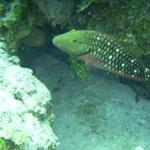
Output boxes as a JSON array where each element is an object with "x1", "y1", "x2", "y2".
[{"x1": 72, "y1": 39, "x2": 77, "y2": 43}]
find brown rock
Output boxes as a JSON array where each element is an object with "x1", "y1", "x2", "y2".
[{"x1": 21, "y1": 27, "x2": 45, "y2": 47}]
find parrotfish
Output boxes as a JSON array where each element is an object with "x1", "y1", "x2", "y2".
[{"x1": 53, "y1": 30, "x2": 150, "y2": 81}]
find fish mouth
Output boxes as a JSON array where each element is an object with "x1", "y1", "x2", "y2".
[
  {"x1": 52, "y1": 36, "x2": 60, "y2": 48},
  {"x1": 52, "y1": 35, "x2": 68, "y2": 52},
  {"x1": 77, "y1": 51, "x2": 90, "y2": 56}
]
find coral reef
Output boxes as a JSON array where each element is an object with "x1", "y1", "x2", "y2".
[
  {"x1": 0, "y1": 2, "x2": 60, "y2": 148},
  {"x1": 0, "y1": 0, "x2": 36, "y2": 52},
  {"x1": 21, "y1": 27, "x2": 45, "y2": 47},
  {"x1": 0, "y1": 0, "x2": 47, "y2": 53},
  {"x1": 0, "y1": 44, "x2": 59, "y2": 149}
]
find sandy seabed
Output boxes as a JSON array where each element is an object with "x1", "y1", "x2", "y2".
[{"x1": 31, "y1": 52, "x2": 150, "y2": 150}]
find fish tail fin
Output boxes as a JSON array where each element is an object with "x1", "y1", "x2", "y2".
[{"x1": 144, "y1": 67, "x2": 150, "y2": 81}]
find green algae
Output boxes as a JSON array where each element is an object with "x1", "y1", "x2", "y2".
[
  {"x1": 0, "y1": 138, "x2": 8, "y2": 150},
  {"x1": 0, "y1": 0, "x2": 37, "y2": 53}
]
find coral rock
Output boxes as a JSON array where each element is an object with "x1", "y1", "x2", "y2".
[{"x1": 21, "y1": 27, "x2": 45, "y2": 47}]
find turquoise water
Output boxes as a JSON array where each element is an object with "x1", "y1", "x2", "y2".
[{"x1": 0, "y1": 0, "x2": 150, "y2": 150}]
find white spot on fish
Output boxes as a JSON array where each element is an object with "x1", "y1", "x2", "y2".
[
  {"x1": 104, "y1": 51, "x2": 107, "y2": 55},
  {"x1": 116, "y1": 48, "x2": 119, "y2": 52},
  {"x1": 97, "y1": 37, "x2": 100, "y2": 40},
  {"x1": 104, "y1": 64, "x2": 108, "y2": 67},
  {"x1": 108, "y1": 55, "x2": 112, "y2": 59},
  {"x1": 145, "y1": 68, "x2": 150, "y2": 72},
  {"x1": 121, "y1": 63, "x2": 125, "y2": 67},
  {"x1": 98, "y1": 48, "x2": 101, "y2": 52},
  {"x1": 132, "y1": 75, "x2": 135, "y2": 77},
  {"x1": 134, "y1": 69, "x2": 137, "y2": 73},
  {"x1": 107, "y1": 42, "x2": 110, "y2": 46},
  {"x1": 107, "y1": 47, "x2": 110, "y2": 51},
  {"x1": 131, "y1": 59, "x2": 135, "y2": 63}
]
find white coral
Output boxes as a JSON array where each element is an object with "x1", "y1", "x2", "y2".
[{"x1": 0, "y1": 48, "x2": 59, "y2": 150}]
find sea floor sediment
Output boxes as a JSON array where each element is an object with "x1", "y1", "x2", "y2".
[{"x1": 31, "y1": 52, "x2": 150, "y2": 150}]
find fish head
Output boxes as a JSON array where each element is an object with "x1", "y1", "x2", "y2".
[{"x1": 52, "y1": 30, "x2": 89, "y2": 55}]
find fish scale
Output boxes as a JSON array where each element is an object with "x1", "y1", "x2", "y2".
[{"x1": 86, "y1": 32, "x2": 149, "y2": 81}]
